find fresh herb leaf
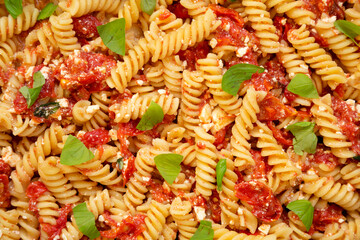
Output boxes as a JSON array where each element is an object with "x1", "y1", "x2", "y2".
[
  {"x1": 19, "y1": 71, "x2": 45, "y2": 108},
  {"x1": 216, "y1": 159, "x2": 227, "y2": 191},
  {"x1": 287, "y1": 122, "x2": 317, "y2": 155},
  {"x1": 97, "y1": 18, "x2": 126, "y2": 56},
  {"x1": 287, "y1": 74, "x2": 319, "y2": 99},
  {"x1": 5, "y1": 0, "x2": 22, "y2": 19},
  {"x1": 34, "y1": 102, "x2": 60, "y2": 118},
  {"x1": 354, "y1": 156, "x2": 360, "y2": 161},
  {"x1": 141, "y1": 0, "x2": 156, "y2": 15},
  {"x1": 136, "y1": 101, "x2": 164, "y2": 131},
  {"x1": 190, "y1": 220, "x2": 214, "y2": 240},
  {"x1": 73, "y1": 202, "x2": 100, "y2": 239},
  {"x1": 287, "y1": 200, "x2": 314, "y2": 232},
  {"x1": 222, "y1": 63, "x2": 264, "y2": 96},
  {"x1": 334, "y1": 20, "x2": 360, "y2": 47},
  {"x1": 154, "y1": 153, "x2": 183, "y2": 185},
  {"x1": 37, "y1": 3, "x2": 57, "y2": 20},
  {"x1": 60, "y1": 135, "x2": 95, "y2": 166},
  {"x1": 117, "y1": 158, "x2": 124, "y2": 170}
]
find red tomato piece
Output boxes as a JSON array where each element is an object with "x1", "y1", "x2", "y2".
[
  {"x1": 250, "y1": 150, "x2": 272, "y2": 180},
  {"x1": 178, "y1": 41, "x2": 209, "y2": 71},
  {"x1": 0, "y1": 160, "x2": 11, "y2": 176},
  {"x1": 313, "y1": 148, "x2": 339, "y2": 170},
  {"x1": 79, "y1": 128, "x2": 110, "y2": 148},
  {"x1": 0, "y1": 174, "x2": 10, "y2": 208},
  {"x1": 257, "y1": 94, "x2": 297, "y2": 121},
  {"x1": 41, "y1": 204, "x2": 72, "y2": 240},
  {"x1": 302, "y1": 0, "x2": 345, "y2": 20},
  {"x1": 73, "y1": 15, "x2": 101, "y2": 39},
  {"x1": 149, "y1": 180, "x2": 175, "y2": 204},
  {"x1": 210, "y1": 5, "x2": 244, "y2": 26},
  {"x1": 168, "y1": 3, "x2": 189, "y2": 19},
  {"x1": 267, "y1": 121, "x2": 293, "y2": 146},
  {"x1": 26, "y1": 181, "x2": 48, "y2": 213},
  {"x1": 312, "y1": 205, "x2": 345, "y2": 232}
]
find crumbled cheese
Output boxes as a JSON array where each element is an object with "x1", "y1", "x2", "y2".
[
  {"x1": 258, "y1": 224, "x2": 271, "y2": 235},
  {"x1": 224, "y1": 23, "x2": 230, "y2": 31},
  {"x1": 307, "y1": 168, "x2": 317, "y2": 175},
  {"x1": 244, "y1": 36, "x2": 249, "y2": 44},
  {"x1": 56, "y1": 98, "x2": 69, "y2": 108},
  {"x1": 237, "y1": 207, "x2": 244, "y2": 215},
  {"x1": 319, "y1": 106, "x2": 327, "y2": 111},
  {"x1": 158, "y1": 89, "x2": 167, "y2": 94},
  {"x1": 109, "y1": 129, "x2": 118, "y2": 141},
  {"x1": 0, "y1": 229, "x2": 2, "y2": 238},
  {"x1": 53, "y1": 236, "x2": 60, "y2": 240},
  {"x1": 136, "y1": 80, "x2": 145, "y2": 86},
  {"x1": 1, "y1": 146, "x2": 21, "y2": 167},
  {"x1": 194, "y1": 206, "x2": 206, "y2": 220},
  {"x1": 76, "y1": 131, "x2": 86, "y2": 138},
  {"x1": 347, "y1": 183, "x2": 355, "y2": 191},
  {"x1": 236, "y1": 47, "x2": 248, "y2": 58},
  {"x1": 86, "y1": 105, "x2": 100, "y2": 114},
  {"x1": 346, "y1": 99, "x2": 356, "y2": 111},
  {"x1": 29, "y1": 119, "x2": 39, "y2": 127},
  {"x1": 40, "y1": 66, "x2": 50, "y2": 79},
  {"x1": 98, "y1": 215, "x2": 105, "y2": 222},
  {"x1": 210, "y1": 38, "x2": 218, "y2": 48},
  {"x1": 201, "y1": 123, "x2": 214, "y2": 132},
  {"x1": 25, "y1": 66, "x2": 35, "y2": 79},
  {"x1": 199, "y1": 104, "x2": 212, "y2": 124}
]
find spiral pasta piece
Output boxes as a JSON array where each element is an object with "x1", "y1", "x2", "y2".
[
  {"x1": 59, "y1": 0, "x2": 121, "y2": 17},
  {"x1": 86, "y1": 189, "x2": 112, "y2": 219},
  {"x1": 141, "y1": 200, "x2": 170, "y2": 240},
  {"x1": 288, "y1": 25, "x2": 347, "y2": 90},
  {"x1": 170, "y1": 197, "x2": 197, "y2": 239},
  {"x1": 213, "y1": 224, "x2": 277, "y2": 240},
  {"x1": 288, "y1": 211, "x2": 312, "y2": 240},
  {"x1": 340, "y1": 163, "x2": 360, "y2": 189},
  {"x1": 149, "y1": 7, "x2": 183, "y2": 32},
  {"x1": 25, "y1": 22, "x2": 57, "y2": 55},
  {"x1": 173, "y1": 142, "x2": 197, "y2": 167},
  {"x1": 0, "y1": 38, "x2": 16, "y2": 70},
  {"x1": 118, "y1": 0, "x2": 141, "y2": 30},
  {"x1": 163, "y1": 55, "x2": 183, "y2": 98},
  {"x1": 37, "y1": 192, "x2": 60, "y2": 226},
  {"x1": 180, "y1": 0, "x2": 207, "y2": 19},
  {"x1": 0, "y1": 209, "x2": 20, "y2": 240},
  {"x1": 72, "y1": 100, "x2": 100, "y2": 125}
]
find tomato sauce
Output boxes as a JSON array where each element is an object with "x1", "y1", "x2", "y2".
[
  {"x1": 250, "y1": 150, "x2": 272, "y2": 180},
  {"x1": 0, "y1": 160, "x2": 11, "y2": 176},
  {"x1": 273, "y1": 16, "x2": 297, "y2": 42},
  {"x1": 0, "y1": 160, "x2": 11, "y2": 208},
  {"x1": 235, "y1": 180, "x2": 282, "y2": 222},
  {"x1": 257, "y1": 94, "x2": 297, "y2": 121},
  {"x1": 168, "y1": 3, "x2": 189, "y2": 20},
  {"x1": 313, "y1": 148, "x2": 339, "y2": 170},
  {"x1": 149, "y1": 180, "x2": 175, "y2": 204},
  {"x1": 26, "y1": 181, "x2": 48, "y2": 213},
  {"x1": 41, "y1": 204, "x2": 72, "y2": 240},
  {"x1": 100, "y1": 212, "x2": 146, "y2": 239},
  {"x1": 0, "y1": 66, "x2": 14, "y2": 86},
  {"x1": 267, "y1": 121, "x2": 293, "y2": 146},
  {"x1": 331, "y1": 97, "x2": 360, "y2": 155},
  {"x1": 73, "y1": 15, "x2": 101, "y2": 40},
  {"x1": 310, "y1": 205, "x2": 344, "y2": 232},
  {"x1": 302, "y1": 0, "x2": 345, "y2": 20},
  {"x1": 79, "y1": 128, "x2": 110, "y2": 148},
  {"x1": 209, "y1": 190, "x2": 221, "y2": 223},
  {"x1": 213, "y1": 125, "x2": 231, "y2": 150},
  {"x1": 178, "y1": 41, "x2": 210, "y2": 71}
]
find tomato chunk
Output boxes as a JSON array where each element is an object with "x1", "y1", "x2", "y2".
[
  {"x1": 267, "y1": 121, "x2": 293, "y2": 146},
  {"x1": 0, "y1": 160, "x2": 11, "y2": 176},
  {"x1": 73, "y1": 15, "x2": 101, "y2": 39},
  {"x1": 149, "y1": 180, "x2": 175, "y2": 204},
  {"x1": 178, "y1": 41, "x2": 209, "y2": 71},
  {"x1": 41, "y1": 204, "x2": 72, "y2": 240},
  {"x1": 168, "y1": 3, "x2": 189, "y2": 20},
  {"x1": 0, "y1": 175, "x2": 10, "y2": 208},
  {"x1": 26, "y1": 181, "x2": 48, "y2": 213},
  {"x1": 312, "y1": 204, "x2": 345, "y2": 232},
  {"x1": 250, "y1": 150, "x2": 272, "y2": 180},
  {"x1": 235, "y1": 180, "x2": 282, "y2": 222},
  {"x1": 79, "y1": 128, "x2": 110, "y2": 148},
  {"x1": 257, "y1": 94, "x2": 297, "y2": 121},
  {"x1": 302, "y1": 0, "x2": 345, "y2": 20},
  {"x1": 313, "y1": 148, "x2": 339, "y2": 170}
]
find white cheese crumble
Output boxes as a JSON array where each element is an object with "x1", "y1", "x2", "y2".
[
  {"x1": 194, "y1": 206, "x2": 206, "y2": 221},
  {"x1": 210, "y1": 38, "x2": 218, "y2": 48},
  {"x1": 258, "y1": 224, "x2": 271, "y2": 235},
  {"x1": 109, "y1": 129, "x2": 118, "y2": 141},
  {"x1": 56, "y1": 98, "x2": 69, "y2": 108},
  {"x1": 86, "y1": 105, "x2": 100, "y2": 114},
  {"x1": 236, "y1": 47, "x2": 248, "y2": 58}
]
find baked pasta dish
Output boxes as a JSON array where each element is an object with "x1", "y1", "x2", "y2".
[{"x1": 1, "y1": 0, "x2": 360, "y2": 239}]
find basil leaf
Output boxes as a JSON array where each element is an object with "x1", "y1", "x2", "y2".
[
  {"x1": 154, "y1": 153, "x2": 183, "y2": 185},
  {"x1": 117, "y1": 158, "x2": 124, "y2": 170},
  {"x1": 334, "y1": 20, "x2": 360, "y2": 47},
  {"x1": 136, "y1": 101, "x2": 164, "y2": 131},
  {"x1": 190, "y1": 220, "x2": 214, "y2": 240},
  {"x1": 286, "y1": 200, "x2": 314, "y2": 232},
  {"x1": 222, "y1": 63, "x2": 264, "y2": 96},
  {"x1": 287, "y1": 122, "x2": 317, "y2": 155},
  {"x1": 19, "y1": 71, "x2": 45, "y2": 108},
  {"x1": 354, "y1": 156, "x2": 360, "y2": 161},
  {"x1": 60, "y1": 135, "x2": 95, "y2": 166},
  {"x1": 141, "y1": 0, "x2": 156, "y2": 15},
  {"x1": 34, "y1": 102, "x2": 60, "y2": 118},
  {"x1": 73, "y1": 202, "x2": 100, "y2": 239},
  {"x1": 97, "y1": 18, "x2": 126, "y2": 56},
  {"x1": 37, "y1": 3, "x2": 57, "y2": 20},
  {"x1": 287, "y1": 74, "x2": 319, "y2": 99},
  {"x1": 5, "y1": 0, "x2": 22, "y2": 19},
  {"x1": 216, "y1": 159, "x2": 227, "y2": 191}
]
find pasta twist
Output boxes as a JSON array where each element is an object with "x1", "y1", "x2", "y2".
[
  {"x1": 144, "y1": 62, "x2": 166, "y2": 88},
  {"x1": 213, "y1": 224, "x2": 277, "y2": 240},
  {"x1": 277, "y1": 43, "x2": 310, "y2": 79},
  {"x1": 118, "y1": 0, "x2": 141, "y2": 30},
  {"x1": 12, "y1": 115, "x2": 47, "y2": 137},
  {"x1": 86, "y1": 189, "x2": 113, "y2": 219},
  {"x1": 311, "y1": 94, "x2": 355, "y2": 158},
  {"x1": 141, "y1": 200, "x2": 170, "y2": 240},
  {"x1": 340, "y1": 163, "x2": 360, "y2": 189},
  {"x1": 288, "y1": 25, "x2": 347, "y2": 90},
  {"x1": 347, "y1": 214, "x2": 360, "y2": 240},
  {"x1": 269, "y1": 222, "x2": 294, "y2": 240},
  {"x1": 170, "y1": 197, "x2": 197, "y2": 240},
  {"x1": 0, "y1": 4, "x2": 39, "y2": 42},
  {"x1": 37, "y1": 192, "x2": 60, "y2": 226},
  {"x1": 195, "y1": 127, "x2": 218, "y2": 197},
  {"x1": 60, "y1": 215, "x2": 83, "y2": 240},
  {"x1": 49, "y1": 12, "x2": 81, "y2": 57},
  {"x1": 180, "y1": 0, "x2": 207, "y2": 18},
  {"x1": 83, "y1": 91, "x2": 112, "y2": 131},
  {"x1": 149, "y1": 7, "x2": 183, "y2": 32},
  {"x1": 64, "y1": 171, "x2": 103, "y2": 196},
  {"x1": 0, "y1": 38, "x2": 16, "y2": 70},
  {"x1": 243, "y1": 0, "x2": 279, "y2": 54},
  {"x1": 173, "y1": 142, "x2": 197, "y2": 167},
  {"x1": 0, "y1": 132, "x2": 11, "y2": 147},
  {"x1": 72, "y1": 100, "x2": 100, "y2": 125},
  {"x1": 25, "y1": 22, "x2": 57, "y2": 55},
  {"x1": 163, "y1": 55, "x2": 183, "y2": 98},
  {"x1": 59, "y1": 0, "x2": 121, "y2": 17},
  {"x1": 0, "y1": 209, "x2": 20, "y2": 240},
  {"x1": 288, "y1": 211, "x2": 312, "y2": 240}
]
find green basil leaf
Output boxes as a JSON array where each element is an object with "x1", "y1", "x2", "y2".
[
  {"x1": 97, "y1": 18, "x2": 126, "y2": 56},
  {"x1": 117, "y1": 158, "x2": 124, "y2": 170},
  {"x1": 190, "y1": 220, "x2": 214, "y2": 240},
  {"x1": 34, "y1": 102, "x2": 60, "y2": 118},
  {"x1": 287, "y1": 74, "x2": 319, "y2": 99},
  {"x1": 354, "y1": 156, "x2": 360, "y2": 161},
  {"x1": 37, "y1": 3, "x2": 57, "y2": 20},
  {"x1": 19, "y1": 71, "x2": 45, "y2": 108},
  {"x1": 136, "y1": 101, "x2": 164, "y2": 131},
  {"x1": 216, "y1": 159, "x2": 227, "y2": 191},
  {"x1": 287, "y1": 122, "x2": 317, "y2": 155},
  {"x1": 286, "y1": 200, "x2": 314, "y2": 232},
  {"x1": 5, "y1": 0, "x2": 22, "y2": 19},
  {"x1": 334, "y1": 20, "x2": 360, "y2": 47},
  {"x1": 222, "y1": 63, "x2": 264, "y2": 96},
  {"x1": 60, "y1": 135, "x2": 95, "y2": 166},
  {"x1": 73, "y1": 202, "x2": 100, "y2": 239},
  {"x1": 154, "y1": 153, "x2": 183, "y2": 185},
  {"x1": 141, "y1": 0, "x2": 156, "y2": 15}
]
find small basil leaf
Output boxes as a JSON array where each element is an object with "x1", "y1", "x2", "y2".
[
  {"x1": 222, "y1": 63, "x2": 264, "y2": 96},
  {"x1": 97, "y1": 18, "x2": 126, "y2": 56},
  {"x1": 34, "y1": 102, "x2": 60, "y2": 118},
  {"x1": 334, "y1": 20, "x2": 360, "y2": 47},
  {"x1": 190, "y1": 220, "x2": 214, "y2": 240},
  {"x1": 287, "y1": 74, "x2": 319, "y2": 99},
  {"x1": 37, "y1": 3, "x2": 57, "y2": 20},
  {"x1": 60, "y1": 135, "x2": 95, "y2": 166},
  {"x1": 286, "y1": 200, "x2": 314, "y2": 232},
  {"x1": 287, "y1": 122, "x2": 317, "y2": 155},
  {"x1": 5, "y1": 0, "x2": 22, "y2": 19},
  {"x1": 73, "y1": 202, "x2": 100, "y2": 239},
  {"x1": 354, "y1": 156, "x2": 360, "y2": 161},
  {"x1": 136, "y1": 101, "x2": 164, "y2": 131},
  {"x1": 19, "y1": 71, "x2": 45, "y2": 108},
  {"x1": 141, "y1": 0, "x2": 156, "y2": 15},
  {"x1": 216, "y1": 159, "x2": 227, "y2": 191},
  {"x1": 117, "y1": 158, "x2": 124, "y2": 170},
  {"x1": 154, "y1": 153, "x2": 183, "y2": 185}
]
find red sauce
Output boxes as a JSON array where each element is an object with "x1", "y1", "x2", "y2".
[
  {"x1": 284, "y1": 88, "x2": 299, "y2": 103},
  {"x1": 118, "y1": 120, "x2": 145, "y2": 137},
  {"x1": 0, "y1": 66, "x2": 14, "y2": 86},
  {"x1": 178, "y1": 41, "x2": 209, "y2": 71},
  {"x1": 250, "y1": 150, "x2": 272, "y2": 179},
  {"x1": 331, "y1": 96, "x2": 360, "y2": 155},
  {"x1": 26, "y1": 181, "x2": 48, "y2": 213},
  {"x1": 209, "y1": 190, "x2": 221, "y2": 223},
  {"x1": 210, "y1": 5, "x2": 244, "y2": 26},
  {"x1": 334, "y1": 84, "x2": 345, "y2": 99},
  {"x1": 213, "y1": 125, "x2": 231, "y2": 150},
  {"x1": 312, "y1": 205, "x2": 344, "y2": 232},
  {"x1": 257, "y1": 94, "x2": 297, "y2": 121},
  {"x1": 159, "y1": 9, "x2": 172, "y2": 20},
  {"x1": 100, "y1": 212, "x2": 146, "y2": 239},
  {"x1": 79, "y1": 128, "x2": 110, "y2": 148},
  {"x1": 235, "y1": 180, "x2": 282, "y2": 222},
  {"x1": 0, "y1": 175, "x2": 10, "y2": 208},
  {"x1": 273, "y1": 16, "x2": 296, "y2": 42},
  {"x1": 149, "y1": 180, "x2": 175, "y2": 204},
  {"x1": 0, "y1": 160, "x2": 11, "y2": 176},
  {"x1": 309, "y1": 30, "x2": 329, "y2": 48},
  {"x1": 313, "y1": 148, "x2": 339, "y2": 170},
  {"x1": 56, "y1": 51, "x2": 116, "y2": 91},
  {"x1": 72, "y1": 15, "x2": 101, "y2": 39},
  {"x1": 168, "y1": 3, "x2": 189, "y2": 20},
  {"x1": 196, "y1": 142, "x2": 206, "y2": 150},
  {"x1": 302, "y1": 0, "x2": 345, "y2": 20},
  {"x1": 190, "y1": 195, "x2": 207, "y2": 209},
  {"x1": 41, "y1": 204, "x2": 72, "y2": 240},
  {"x1": 267, "y1": 121, "x2": 293, "y2": 146}
]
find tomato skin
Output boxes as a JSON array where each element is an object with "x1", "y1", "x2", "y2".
[
  {"x1": 267, "y1": 121, "x2": 293, "y2": 146},
  {"x1": 41, "y1": 204, "x2": 73, "y2": 240},
  {"x1": 178, "y1": 41, "x2": 209, "y2": 71},
  {"x1": 0, "y1": 160, "x2": 11, "y2": 176},
  {"x1": 235, "y1": 180, "x2": 282, "y2": 222},
  {"x1": 26, "y1": 181, "x2": 48, "y2": 213},
  {"x1": 149, "y1": 180, "x2": 175, "y2": 204},
  {"x1": 312, "y1": 204, "x2": 344, "y2": 232},
  {"x1": 168, "y1": 3, "x2": 189, "y2": 19},
  {"x1": 79, "y1": 128, "x2": 110, "y2": 148},
  {"x1": 257, "y1": 94, "x2": 297, "y2": 121},
  {"x1": 313, "y1": 148, "x2": 339, "y2": 170},
  {"x1": 73, "y1": 15, "x2": 101, "y2": 39},
  {"x1": 0, "y1": 175, "x2": 10, "y2": 208},
  {"x1": 302, "y1": 0, "x2": 345, "y2": 20}
]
